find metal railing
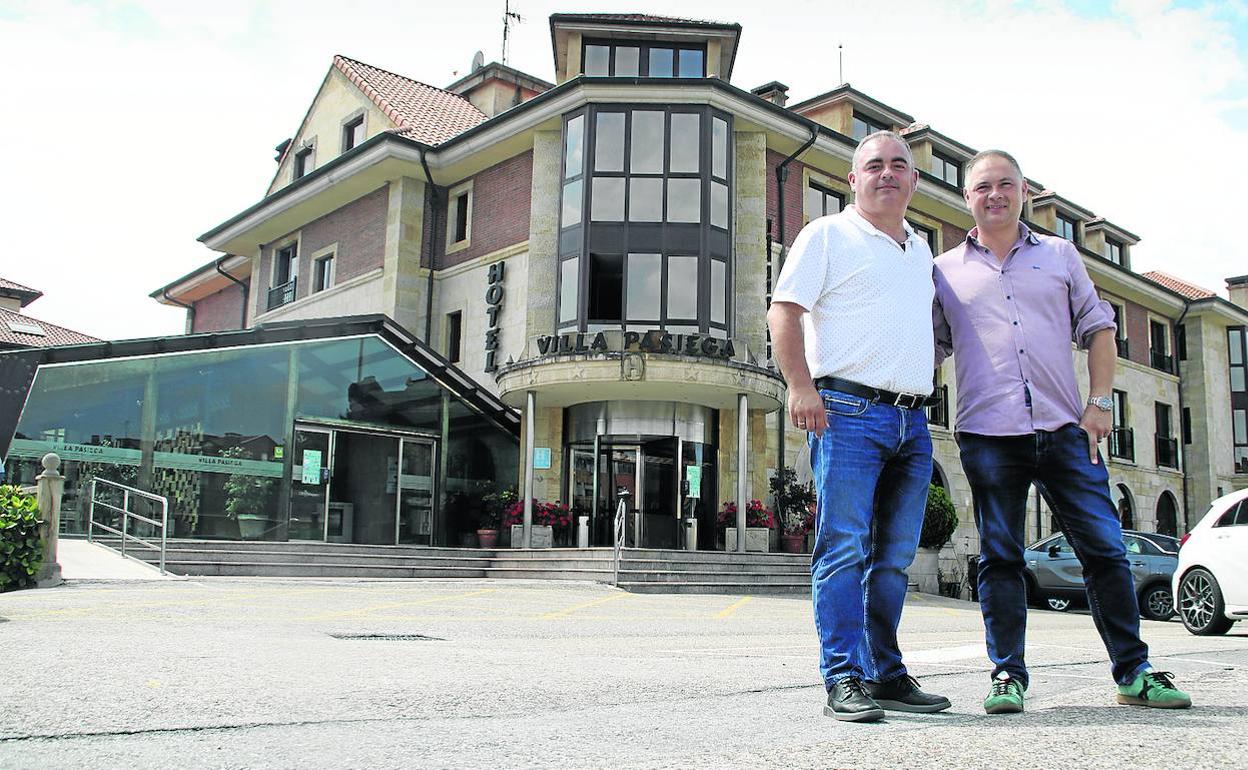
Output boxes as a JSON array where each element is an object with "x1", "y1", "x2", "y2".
[
  {"x1": 1155, "y1": 435, "x2": 1179, "y2": 469},
  {"x1": 88, "y1": 478, "x2": 169, "y2": 574},
  {"x1": 267, "y1": 278, "x2": 296, "y2": 310},
  {"x1": 1149, "y1": 349, "x2": 1174, "y2": 374},
  {"x1": 1109, "y1": 426, "x2": 1134, "y2": 462},
  {"x1": 612, "y1": 496, "x2": 627, "y2": 587},
  {"x1": 1115, "y1": 337, "x2": 1129, "y2": 358},
  {"x1": 925, "y1": 384, "x2": 949, "y2": 428}
]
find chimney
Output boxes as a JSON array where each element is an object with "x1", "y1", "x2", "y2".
[
  {"x1": 751, "y1": 81, "x2": 790, "y2": 107},
  {"x1": 1228, "y1": 274, "x2": 1248, "y2": 309}
]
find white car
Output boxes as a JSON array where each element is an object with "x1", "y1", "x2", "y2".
[{"x1": 1174, "y1": 487, "x2": 1248, "y2": 635}]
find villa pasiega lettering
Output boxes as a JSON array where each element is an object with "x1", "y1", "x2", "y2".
[{"x1": 535, "y1": 330, "x2": 736, "y2": 360}]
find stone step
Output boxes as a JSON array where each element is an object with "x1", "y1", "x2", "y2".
[
  {"x1": 152, "y1": 561, "x2": 490, "y2": 579},
  {"x1": 618, "y1": 581, "x2": 809, "y2": 595},
  {"x1": 123, "y1": 548, "x2": 495, "y2": 569}
]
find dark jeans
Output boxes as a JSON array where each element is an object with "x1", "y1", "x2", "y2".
[
  {"x1": 958, "y1": 424, "x2": 1149, "y2": 686},
  {"x1": 809, "y1": 388, "x2": 932, "y2": 688}
]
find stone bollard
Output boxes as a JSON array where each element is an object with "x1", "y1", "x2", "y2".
[
  {"x1": 576, "y1": 515, "x2": 589, "y2": 548},
  {"x1": 35, "y1": 453, "x2": 64, "y2": 588}
]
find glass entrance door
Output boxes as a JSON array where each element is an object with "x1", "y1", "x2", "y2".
[
  {"x1": 289, "y1": 428, "x2": 331, "y2": 540},
  {"x1": 397, "y1": 438, "x2": 435, "y2": 545},
  {"x1": 329, "y1": 431, "x2": 398, "y2": 545}
]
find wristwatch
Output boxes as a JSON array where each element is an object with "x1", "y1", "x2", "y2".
[{"x1": 1087, "y1": 395, "x2": 1113, "y2": 412}]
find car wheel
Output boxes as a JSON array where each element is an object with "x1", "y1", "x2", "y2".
[
  {"x1": 1139, "y1": 584, "x2": 1174, "y2": 621},
  {"x1": 1045, "y1": 596, "x2": 1071, "y2": 612},
  {"x1": 1178, "y1": 568, "x2": 1234, "y2": 635}
]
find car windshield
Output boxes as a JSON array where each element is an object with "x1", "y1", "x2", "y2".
[{"x1": 1138, "y1": 534, "x2": 1180, "y2": 554}]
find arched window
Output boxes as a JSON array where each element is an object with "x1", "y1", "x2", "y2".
[
  {"x1": 1156, "y1": 490, "x2": 1179, "y2": 536},
  {"x1": 1115, "y1": 484, "x2": 1135, "y2": 530}
]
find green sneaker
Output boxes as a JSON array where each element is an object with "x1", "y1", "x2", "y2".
[
  {"x1": 1116, "y1": 670, "x2": 1192, "y2": 709},
  {"x1": 984, "y1": 673, "x2": 1025, "y2": 714}
]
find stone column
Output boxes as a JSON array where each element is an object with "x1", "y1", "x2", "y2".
[{"x1": 35, "y1": 453, "x2": 64, "y2": 588}]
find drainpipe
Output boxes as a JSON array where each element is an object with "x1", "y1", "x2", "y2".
[
  {"x1": 1173, "y1": 299, "x2": 1193, "y2": 532},
  {"x1": 162, "y1": 290, "x2": 195, "y2": 334},
  {"x1": 419, "y1": 147, "x2": 441, "y2": 344},
  {"x1": 772, "y1": 125, "x2": 819, "y2": 516},
  {"x1": 215, "y1": 256, "x2": 250, "y2": 330}
]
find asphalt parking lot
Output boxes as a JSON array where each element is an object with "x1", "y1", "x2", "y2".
[{"x1": 2, "y1": 578, "x2": 1245, "y2": 769}]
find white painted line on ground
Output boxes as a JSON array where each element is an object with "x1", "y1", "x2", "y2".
[{"x1": 906, "y1": 643, "x2": 988, "y2": 663}]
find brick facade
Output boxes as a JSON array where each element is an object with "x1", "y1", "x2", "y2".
[
  {"x1": 436, "y1": 151, "x2": 533, "y2": 268},
  {"x1": 192, "y1": 282, "x2": 247, "y2": 333}
]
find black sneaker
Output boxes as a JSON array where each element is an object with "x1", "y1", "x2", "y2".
[
  {"x1": 865, "y1": 674, "x2": 952, "y2": 713},
  {"x1": 824, "y1": 676, "x2": 885, "y2": 722}
]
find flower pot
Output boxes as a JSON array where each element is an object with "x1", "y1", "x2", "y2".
[
  {"x1": 477, "y1": 529, "x2": 499, "y2": 549},
  {"x1": 723, "y1": 527, "x2": 770, "y2": 552},
  {"x1": 236, "y1": 513, "x2": 268, "y2": 540},
  {"x1": 781, "y1": 533, "x2": 805, "y2": 554}
]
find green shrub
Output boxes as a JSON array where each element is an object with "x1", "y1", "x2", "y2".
[
  {"x1": 919, "y1": 484, "x2": 958, "y2": 549},
  {"x1": 1, "y1": 484, "x2": 43, "y2": 592}
]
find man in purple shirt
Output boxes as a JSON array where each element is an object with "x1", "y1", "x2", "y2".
[{"x1": 934, "y1": 150, "x2": 1191, "y2": 714}]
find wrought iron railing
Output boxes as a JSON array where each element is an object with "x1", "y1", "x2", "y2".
[
  {"x1": 1150, "y1": 349, "x2": 1174, "y2": 374},
  {"x1": 1115, "y1": 337, "x2": 1129, "y2": 358},
  {"x1": 1155, "y1": 435, "x2": 1179, "y2": 469},
  {"x1": 925, "y1": 384, "x2": 949, "y2": 428},
  {"x1": 267, "y1": 278, "x2": 297, "y2": 311},
  {"x1": 1109, "y1": 427, "x2": 1134, "y2": 462}
]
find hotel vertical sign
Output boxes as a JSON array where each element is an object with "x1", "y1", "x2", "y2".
[{"x1": 483, "y1": 261, "x2": 504, "y2": 373}]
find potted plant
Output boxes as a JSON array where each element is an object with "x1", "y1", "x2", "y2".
[
  {"x1": 769, "y1": 466, "x2": 818, "y2": 554},
  {"x1": 504, "y1": 499, "x2": 572, "y2": 548},
  {"x1": 221, "y1": 447, "x2": 275, "y2": 540},
  {"x1": 719, "y1": 499, "x2": 775, "y2": 552},
  {"x1": 910, "y1": 484, "x2": 959, "y2": 593},
  {"x1": 478, "y1": 487, "x2": 517, "y2": 549}
]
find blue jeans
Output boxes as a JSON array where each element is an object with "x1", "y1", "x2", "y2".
[
  {"x1": 958, "y1": 425, "x2": 1149, "y2": 687},
  {"x1": 809, "y1": 388, "x2": 933, "y2": 688}
]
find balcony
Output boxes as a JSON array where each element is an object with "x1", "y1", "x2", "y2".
[
  {"x1": 925, "y1": 384, "x2": 949, "y2": 428},
  {"x1": 267, "y1": 278, "x2": 296, "y2": 311},
  {"x1": 1109, "y1": 427, "x2": 1134, "y2": 462},
  {"x1": 1115, "y1": 337, "x2": 1129, "y2": 358},
  {"x1": 1149, "y1": 348, "x2": 1174, "y2": 374},
  {"x1": 1155, "y1": 434, "x2": 1179, "y2": 469}
]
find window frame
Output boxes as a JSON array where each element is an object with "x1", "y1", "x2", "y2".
[
  {"x1": 1104, "y1": 237, "x2": 1124, "y2": 265},
  {"x1": 556, "y1": 105, "x2": 733, "y2": 336},
  {"x1": 806, "y1": 181, "x2": 845, "y2": 223},
  {"x1": 929, "y1": 150, "x2": 961, "y2": 187},
  {"x1": 293, "y1": 146, "x2": 315, "y2": 180},
  {"x1": 311, "y1": 248, "x2": 335, "y2": 294},
  {"x1": 1149, "y1": 317, "x2": 1173, "y2": 373},
  {"x1": 851, "y1": 112, "x2": 888, "y2": 141},
  {"x1": 341, "y1": 113, "x2": 366, "y2": 153},
  {"x1": 445, "y1": 181, "x2": 474, "y2": 253},
  {"x1": 445, "y1": 310, "x2": 463, "y2": 364},
  {"x1": 581, "y1": 38, "x2": 707, "y2": 78},
  {"x1": 1055, "y1": 214, "x2": 1079, "y2": 243}
]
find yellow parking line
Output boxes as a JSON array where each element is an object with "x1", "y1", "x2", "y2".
[
  {"x1": 541, "y1": 592, "x2": 629, "y2": 619},
  {"x1": 717, "y1": 596, "x2": 753, "y2": 618},
  {"x1": 301, "y1": 588, "x2": 499, "y2": 620}
]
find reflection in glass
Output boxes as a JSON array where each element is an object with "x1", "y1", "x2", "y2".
[
  {"x1": 564, "y1": 115, "x2": 583, "y2": 179},
  {"x1": 712, "y1": 118, "x2": 727, "y2": 178},
  {"x1": 631, "y1": 112, "x2": 664, "y2": 174},
  {"x1": 591, "y1": 177, "x2": 625, "y2": 221},
  {"x1": 560, "y1": 258, "x2": 579, "y2": 323},
  {"x1": 667, "y1": 178, "x2": 701, "y2": 223},
  {"x1": 668, "y1": 256, "x2": 698, "y2": 318},
  {"x1": 627, "y1": 253, "x2": 661, "y2": 320},
  {"x1": 561, "y1": 179, "x2": 582, "y2": 227},
  {"x1": 678, "y1": 49, "x2": 704, "y2": 77},
  {"x1": 711, "y1": 181, "x2": 728, "y2": 229},
  {"x1": 711, "y1": 260, "x2": 726, "y2": 324},
  {"x1": 649, "y1": 48, "x2": 673, "y2": 77},
  {"x1": 615, "y1": 47, "x2": 639, "y2": 76},
  {"x1": 670, "y1": 113, "x2": 700, "y2": 173},
  {"x1": 594, "y1": 112, "x2": 625, "y2": 172},
  {"x1": 585, "y1": 45, "x2": 609, "y2": 75},
  {"x1": 628, "y1": 178, "x2": 662, "y2": 221}
]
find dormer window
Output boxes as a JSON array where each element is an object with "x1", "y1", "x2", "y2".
[
  {"x1": 582, "y1": 40, "x2": 705, "y2": 78},
  {"x1": 293, "y1": 147, "x2": 314, "y2": 180},
  {"x1": 1104, "y1": 237, "x2": 1124, "y2": 266},
  {"x1": 342, "y1": 115, "x2": 365, "y2": 152},
  {"x1": 930, "y1": 151, "x2": 961, "y2": 187},
  {"x1": 1056, "y1": 214, "x2": 1079, "y2": 243},
  {"x1": 851, "y1": 112, "x2": 888, "y2": 141}
]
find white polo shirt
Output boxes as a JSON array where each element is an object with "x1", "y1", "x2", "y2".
[{"x1": 772, "y1": 205, "x2": 935, "y2": 395}]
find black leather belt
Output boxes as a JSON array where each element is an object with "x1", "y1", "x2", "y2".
[{"x1": 814, "y1": 376, "x2": 941, "y2": 410}]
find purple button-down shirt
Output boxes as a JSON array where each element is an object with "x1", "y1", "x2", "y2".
[{"x1": 933, "y1": 223, "x2": 1116, "y2": 436}]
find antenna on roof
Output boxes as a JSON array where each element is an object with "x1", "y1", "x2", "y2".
[
  {"x1": 839, "y1": 44, "x2": 844, "y2": 84},
  {"x1": 502, "y1": 0, "x2": 523, "y2": 66}
]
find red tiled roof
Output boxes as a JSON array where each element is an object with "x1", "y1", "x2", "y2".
[
  {"x1": 0, "y1": 277, "x2": 42, "y2": 304},
  {"x1": 0, "y1": 306, "x2": 100, "y2": 349},
  {"x1": 1142, "y1": 271, "x2": 1216, "y2": 300},
  {"x1": 333, "y1": 55, "x2": 488, "y2": 146},
  {"x1": 553, "y1": 13, "x2": 736, "y2": 27}
]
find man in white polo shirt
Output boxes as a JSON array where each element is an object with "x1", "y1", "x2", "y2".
[{"x1": 768, "y1": 131, "x2": 949, "y2": 722}]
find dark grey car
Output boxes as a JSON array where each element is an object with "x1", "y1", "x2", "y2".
[{"x1": 1023, "y1": 530, "x2": 1179, "y2": 621}]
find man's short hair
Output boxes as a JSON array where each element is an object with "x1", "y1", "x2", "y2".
[
  {"x1": 965, "y1": 149, "x2": 1024, "y2": 186},
  {"x1": 851, "y1": 130, "x2": 914, "y2": 172}
]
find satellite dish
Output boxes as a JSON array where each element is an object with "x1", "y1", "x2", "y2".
[{"x1": 471, "y1": 50, "x2": 485, "y2": 72}]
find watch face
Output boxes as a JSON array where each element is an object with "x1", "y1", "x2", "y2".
[{"x1": 1089, "y1": 396, "x2": 1112, "y2": 410}]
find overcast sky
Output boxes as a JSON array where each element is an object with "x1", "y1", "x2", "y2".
[{"x1": 2, "y1": 0, "x2": 1245, "y2": 341}]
